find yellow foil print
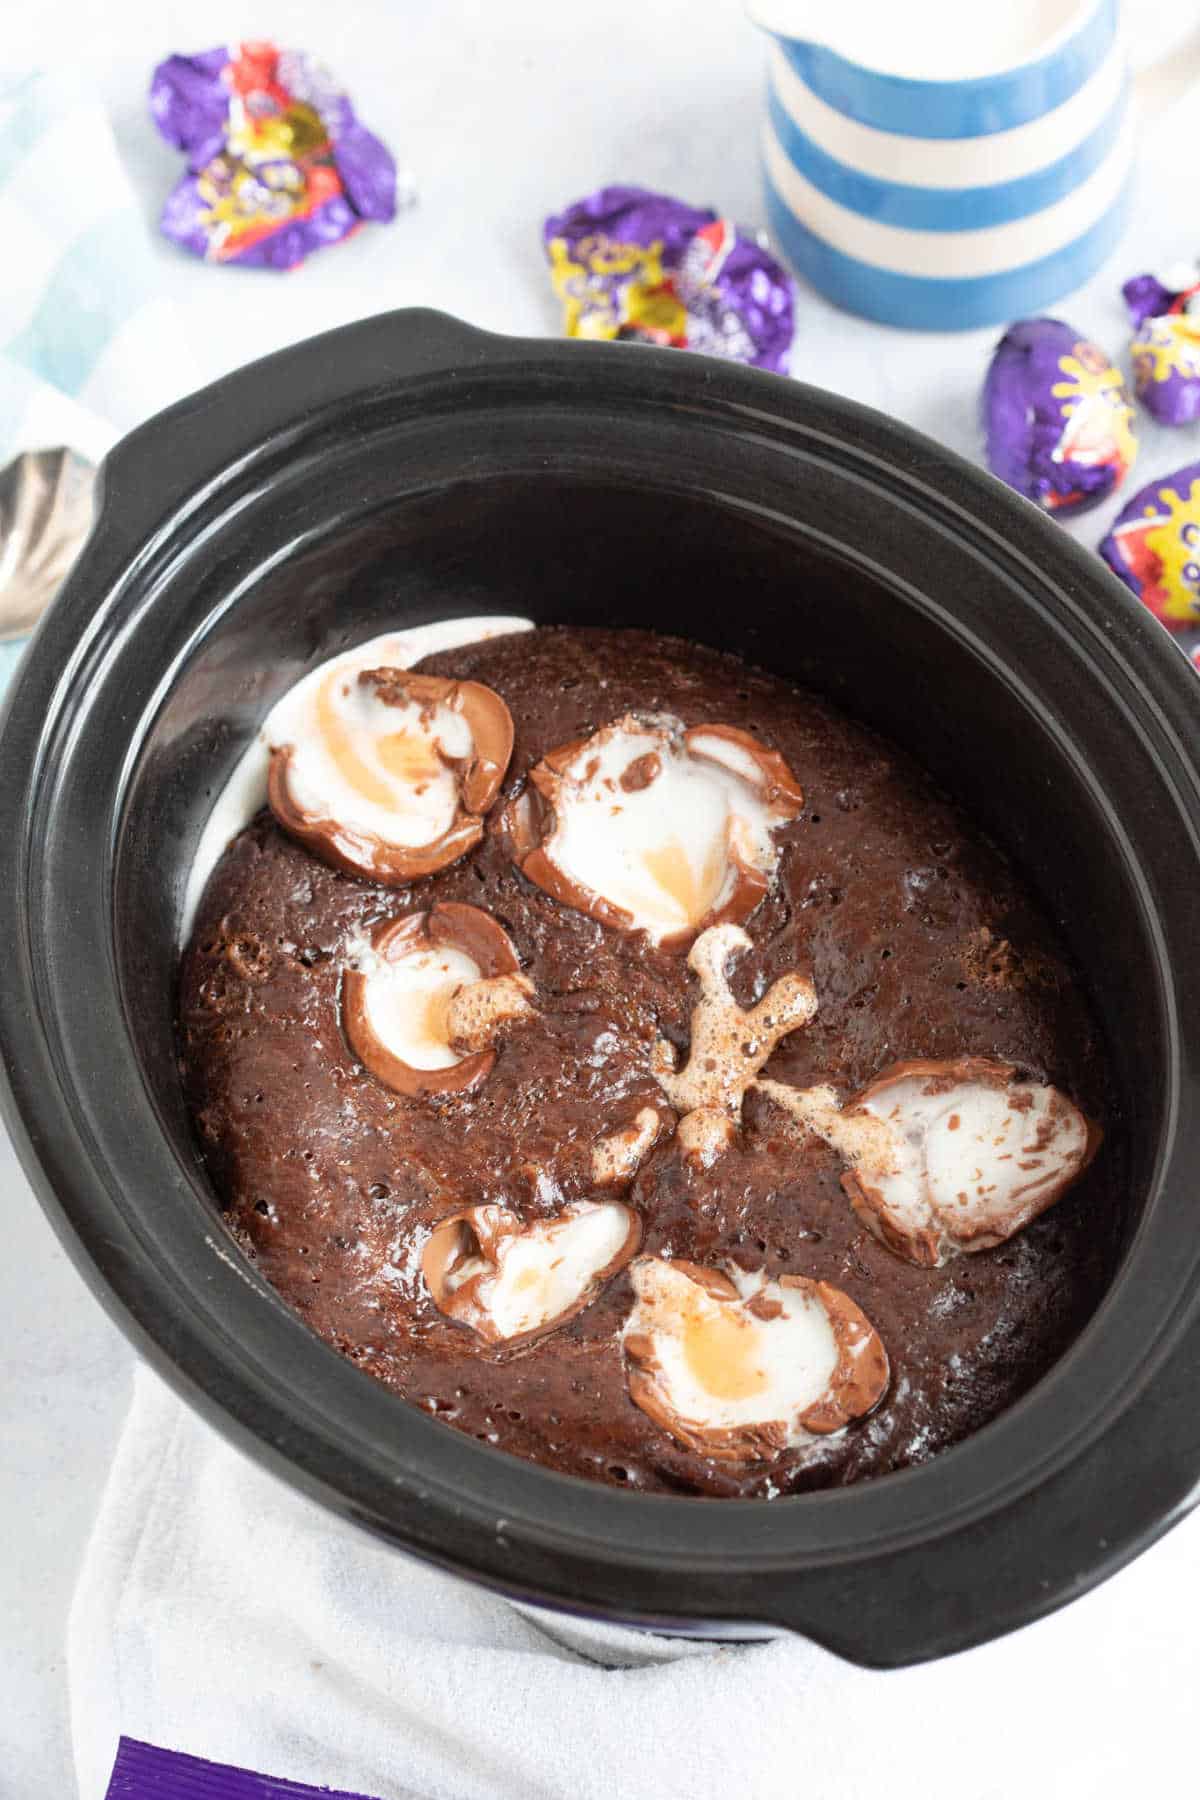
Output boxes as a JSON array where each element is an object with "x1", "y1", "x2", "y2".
[
  {"x1": 1050, "y1": 346, "x2": 1137, "y2": 479},
  {"x1": 547, "y1": 234, "x2": 678, "y2": 342}
]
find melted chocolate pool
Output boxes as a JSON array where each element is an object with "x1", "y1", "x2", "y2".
[{"x1": 178, "y1": 627, "x2": 1119, "y2": 1497}]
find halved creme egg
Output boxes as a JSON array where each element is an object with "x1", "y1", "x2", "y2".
[
  {"x1": 503, "y1": 712, "x2": 803, "y2": 946},
  {"x1": 622, "y1": 1258, "x2": 888, "y2": 1463},
  {"x1": 342, "y1": 902, "x2": 533, "y2": 1099},
  {"x1": 422, "y1": 1201, "x2": 641, "y2": 1345},
  {"x1": 757, "y1": 1057, "x2": 1100, "y2": 1267},
  {"x1": 269, "y1": 667, "x2": 513, "y2": 884}
]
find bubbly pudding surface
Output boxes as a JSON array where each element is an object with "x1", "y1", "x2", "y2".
[{"x1": 178, "y1": 626, "x2": 1117, "y2": 1497}]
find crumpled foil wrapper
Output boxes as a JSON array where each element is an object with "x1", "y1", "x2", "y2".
[
  {"x1": 150, "y1": 41, "x2": 400, "y2": 269},
  {"x1": 543, "y1": 186, "x2": 795, "y2": 374},
  {"x1": 0, "y1": 448, "x2": 96, "y2": 643},
  {"x1": 1123, "y1": 262, "x2": 1200, "y2": 427},
  {"x1": 1099, "y1": 460, "x2": 1200, "y2": 632},
  {"x1": 982, "y1": 317, "x2": 1137, "y2": 517}
]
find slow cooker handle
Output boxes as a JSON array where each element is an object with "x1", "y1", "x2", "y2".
[
  {"x1": 756, "y1": 1316, "x2": 1200, "y2": 1665},
  {"x1": 93, "y1": 309, "x2": 525, "y2": 563}
]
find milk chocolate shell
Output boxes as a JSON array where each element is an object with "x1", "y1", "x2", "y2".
[
  {"x1": 270, "y1": 667, "x2": 513, "y2": 883},
  {"x1": 342, "y1": 902, "x2": 531, "y2": 1098}
]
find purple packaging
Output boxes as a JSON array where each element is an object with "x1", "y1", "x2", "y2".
[
  {"x1": 982, "y1": 318, "x2": 1136, "y2": 517},
  {"x1": 149, "y1": 41, "x2": 396, "y2": 269},
  {"x1": 543, "y1": 185, "x2": 795, "y2": 374},
  {"x1": 105, "y1": 1736, "x2": 381, "y2": 1798},
  {"x1": 1123, "y1": 262, "x2": 1200, "y2": 426},
  {"x1": 1098, "y1": 460, "x2": 1200, "y2": 632}
]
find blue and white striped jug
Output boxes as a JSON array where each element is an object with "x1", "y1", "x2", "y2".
[{"x1": 753, "y1": 0, "x2": 1157, "y2": 329}]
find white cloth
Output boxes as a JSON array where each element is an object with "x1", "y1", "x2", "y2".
[{"x1": 70, "y1": 1366, "x2": 1200, "y2": 1800}]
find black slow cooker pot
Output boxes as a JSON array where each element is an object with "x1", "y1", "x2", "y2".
[{"x1": 4, "y1": 309, "x2": 1200, "y2": 1668}]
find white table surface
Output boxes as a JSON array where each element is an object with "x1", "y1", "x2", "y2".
[{"x1": 4, "y1": 2, "x2": 1200, "y2": 1794}]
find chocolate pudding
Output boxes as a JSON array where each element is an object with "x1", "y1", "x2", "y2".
[{"x1": 178, "y1": 626, "x2": 1118, "y2": 1498}]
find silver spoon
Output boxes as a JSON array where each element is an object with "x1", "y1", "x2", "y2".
[{"x1": 0, "y1": 447, "x2": 97, "y2": 643}]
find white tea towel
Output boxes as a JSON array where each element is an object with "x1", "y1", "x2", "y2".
[{"x1": 70, "y1": 1365, "x2": 1199, "y2": 1800}]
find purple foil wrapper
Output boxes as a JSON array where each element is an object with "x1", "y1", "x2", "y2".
[
  {"x1": 105, "y1": 1736, "x2": 382, "y2": 1798},
  {"x1": 149, "y1": 42, "x2": 396, "y2": 270},
  {"x1": 982, "y1": 317, "x2": 1136, "y2": 517},
  {"x1": 1099, "y1": 460, "x2": 1200, "y2": 632},
  {"x1": 1122, "y1": 264, "x2": 1200, "y2": 427},
  {"x1": 543, "y1": 185, "x2": 795, "y2": 374}
]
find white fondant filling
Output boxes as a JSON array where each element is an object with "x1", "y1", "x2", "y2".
[
  {"x1": 182, "y1": 617, "x2": 533, "y2": 939},
  {"x1": 624, "y1": 1262, "x2": 839, "y2": 1445},
  {"x1": 860, "y1": 1074, "x2": 1089, "y2": 1235},
  {"x1": 354, "y1": 943, "x2": 481, "y2": 1072},
  {"x1": 547, "y1": 718, "x2": 786, "y2": 942},
  {"x1": 283, "y1": 675, "x2": 469, "y2": 850},
  {"x1": 456, "y1": 1203, "x2": 632, "y2": 1340}
]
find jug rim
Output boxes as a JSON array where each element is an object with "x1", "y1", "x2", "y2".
[
  {"x1": 747, "y1": 0, "x2": 1107, "y2": 86},
  {"x1": 748, "y1": 0, "x2": 1116, "y2": 141}
]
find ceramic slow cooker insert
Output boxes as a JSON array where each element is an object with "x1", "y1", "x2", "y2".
[{"x1": 3, "y1": 310, "x2": 1200, "y2": 1666}]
